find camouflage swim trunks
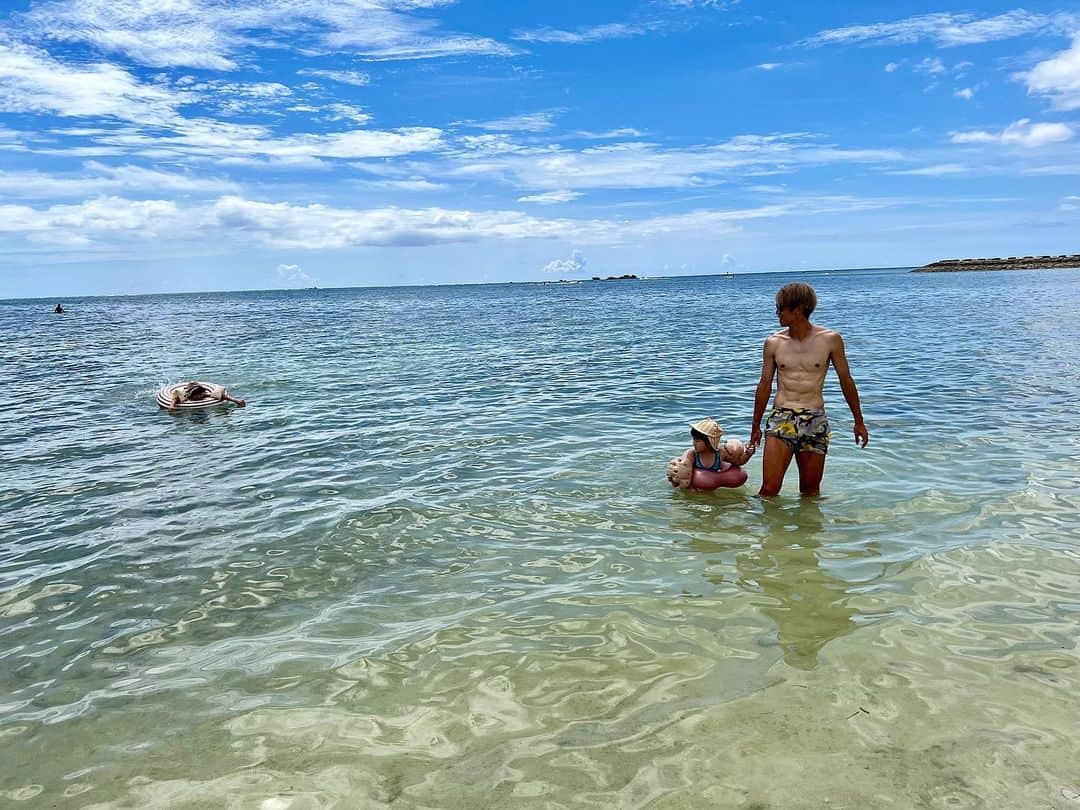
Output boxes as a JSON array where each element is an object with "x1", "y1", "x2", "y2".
[{"x1": 764, "y1": 406, "x2": 831, "y2": 455}]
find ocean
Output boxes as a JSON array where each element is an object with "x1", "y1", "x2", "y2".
[{"x1": 2, "y1": 267, "x2": 1079, "y2": 807}]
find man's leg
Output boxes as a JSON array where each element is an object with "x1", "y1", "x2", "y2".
[
  {"x1": 794, "y1": 451, "x2": 826, "y2": 496},
  {"x1": 759, "y1": 436, "x2": 794, "y2": 497}
]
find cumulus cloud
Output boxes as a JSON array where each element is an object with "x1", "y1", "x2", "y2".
[
  {"x1": 0, "y1": 196, "x2": 180, "y2": 244},
  {"x1": 802, "y1": 11, "x2": 1076, "y2": 48},
  {"x1": 1020, "y1": 36, "x2": 1080, "y2": 111},
  {"x1": 914, "y1": 57, "x2": 946, "y2": 75},
  {"x1": 276, "y1": 263, "x2": 316, "y2": 286},
  {"x1": 542, "y1": 249, "x2": 587, "y2": 274},
  {"x1": 210, "y1": 196, "x2": 583, "y2": 248},
  {"x1": 518, "y1": 190, "x2": 583, "y2": 205},
  {"x1": 0, "y1": 192, "x2": 906, "y2": 253},
  {"x1": 954, "y1": 87, "x2": 975, "y2": 100},
  {"x1": 950, "y1": 118, "x2": 1073, "y2": 148}
]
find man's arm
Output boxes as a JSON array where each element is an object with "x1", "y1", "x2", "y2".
[
  {"x1": 830, "y1": 333, "x2": 868, "y2": 447},
  {"x1": 748, "y1": 337, "x2": 776, "y2": 451}
]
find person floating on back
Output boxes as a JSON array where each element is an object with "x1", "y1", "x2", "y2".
[
  {"x1": 748, "y1": 282, "x2": 868, "y2": 497},
  {"x1": 169, "y1": 381, "x2": 246, "y2": 408},
  {"x1": 667, "y1": 418, "x2": 755, "y2": 491}
]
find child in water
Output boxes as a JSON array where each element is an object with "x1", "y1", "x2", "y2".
[{"x1": 667, "y1": 418, "x2": 754, "y2": 491}]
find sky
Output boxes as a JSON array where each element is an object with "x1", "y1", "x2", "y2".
[{"x1": 0, "y1": 0, "x2": 1078, "y2": 297}]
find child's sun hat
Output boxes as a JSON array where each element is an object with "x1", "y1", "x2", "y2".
[{"x1": 689, "y1": 418, "x2": 724, "y2": 451}]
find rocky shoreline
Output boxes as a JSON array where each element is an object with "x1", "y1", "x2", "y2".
[{"x1": 914, "y1": 254, "x2": 1080, "y2": 272}]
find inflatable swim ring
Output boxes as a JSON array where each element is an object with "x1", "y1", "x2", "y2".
[
  {"x1": 666, "y1": 454, "x2": 748, "y2": 490},
  {"x1": 690, "y1": 465, "x2": 747, "y2": 490},
  {"x1": 157, "y1": 381, "x2": 227, "y2": 410}
]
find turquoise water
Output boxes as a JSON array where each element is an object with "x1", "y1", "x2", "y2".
[{"x1": 2, "y1": 268, "x2": 1079, "y2": 807}]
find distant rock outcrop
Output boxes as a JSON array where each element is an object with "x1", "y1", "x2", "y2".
[{"x1": 914, "y1": 254, "x2": 1080, "y2": 272}]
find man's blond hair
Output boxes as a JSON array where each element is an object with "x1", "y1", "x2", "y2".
[{"x1": 775, "y1": 282, "x2": 817, "y2": 317}]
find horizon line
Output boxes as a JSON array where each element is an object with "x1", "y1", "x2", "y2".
[{"x1": 1, "y1": 265, "x2": 918, "y2": 304}]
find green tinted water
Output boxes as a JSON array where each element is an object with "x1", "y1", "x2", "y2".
[{"x1": 2, "y1": 269, "x2": 1078, "y2": 807}]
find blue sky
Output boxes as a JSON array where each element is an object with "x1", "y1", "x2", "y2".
[{"x1": 1, "y1": 0, "x2": 1078, "y2": 297}]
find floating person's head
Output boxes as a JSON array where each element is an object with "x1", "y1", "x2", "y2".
[{"x1": 689, "y1": 418, "x2": 723, "y2": 452}]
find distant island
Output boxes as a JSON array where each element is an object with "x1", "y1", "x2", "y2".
[
  {"x1": 591, "y1": 274, "x2": 640, "y2": 281},
  {"x1": 914, "y1": 254, "x2": 1080, "y2": 273}
]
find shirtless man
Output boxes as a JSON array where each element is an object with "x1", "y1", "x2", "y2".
[{"x1": 748, "y1": 282, "x2": 868, "y2": 497}]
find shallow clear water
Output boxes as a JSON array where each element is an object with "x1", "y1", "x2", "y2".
[{"x1": 2, "y1": 268, "x2": 1079, "y2": 808}]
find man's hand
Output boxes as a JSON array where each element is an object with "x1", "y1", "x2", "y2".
[
  {"x1": 854, "y1": 421, "x2": 869, "y2": 448},
  {"x1": 749, "y1": 425, "x2": 762, "y2": 452}
]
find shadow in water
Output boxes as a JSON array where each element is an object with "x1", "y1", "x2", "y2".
[{"x1": 680, "y1": 498, "x2": 880, "y2": 671}]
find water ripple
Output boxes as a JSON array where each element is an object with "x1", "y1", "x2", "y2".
[{"x1": 2, "y1": 269, "x2": 1079, "y2": 806}]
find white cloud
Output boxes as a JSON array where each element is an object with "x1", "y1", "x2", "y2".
[
  {"x1": 322, "y1": 104, "x2": 372, "y2": 125},
  {"x1": 542, "y1": 249, "x2": 587, "y2": 274},
  {"x1": 1060, "y1": 195, "x2": 1080, "y2": 210},
  {"x1": 327, "y1": 34, "x2": 518, "y2": 61},
  {"x1": 0, "y1": 41, "x2": 186, "y2": 125},
  {"x1": 0, "y1": 192, "x2": 906, "y2": 254},
  {"x1": 21, "y1": 0, "x2": 238, "y2": 70},
  {"x1": 518, "y1": 190, "x2": 583, "y2": 205},
  {"x1": 802, "y1": 11, "x2": 1076, "y2": 48},
  {"x1": 756, "y1": 63, "x2": 782, "y2": 71},
  {"x1": 0, "y1": 162, "x2": 238, "y2": 199},
  {"x1": 447, "y1": 134, "x2": 902, "y2": 190},
  {"x1": 954, "y1": 87, "x2": 975, "y2": 100},
  {"x1": 0, "y1": 196, "x2": 181, "y2": 244},
  {"x1": 950, "y1": 118, "x2": 1073, "y2": 148},
  {"x1": 884, "y1": 62, "x2": 900, "y2": 72},
  {"x1": 1020, "y1": 36, "x2": 1080, "y2": 111},
  {"x1": 296, "y1": 69, "x2": 371, "y2": 87},
  {"x1": 664, "y1": 0, "x2": 739, "y2": 6},
  {"x1": 572, "y1": 128, "x2": 644, "y2": 140},
  {"x1": 473, "y1": 112, "x2": 559, "y2": 132},
  {"x1": 96, "y1": 120, "x2": 444, "y2": 162},
  {"x1": 514, "y1": 23, "x2": 649, "y2": 44},
  {"x1": 18, "y1": 0, "x2": 517, "y2": 68},
  {"x1": 889, "y1": 163, "x2": 971, "y2": 176},
  {"x1": 354, "y1": 178, "x2": 448, "y2": 192},
  {"x1": 210, "y1": 196, "x2": 582, "y2": 248},
  {"x1": 914, "y1": 57, "x2": 946, "y2": 75},
  {"x1": 276, "y1": 263, "x2": 316, "y2": 286}
]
